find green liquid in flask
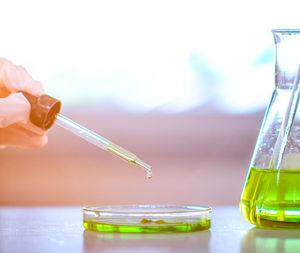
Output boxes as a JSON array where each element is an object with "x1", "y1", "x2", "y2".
[{"x1": 240, "y1": 167, "x2": 300, "y2": 229}]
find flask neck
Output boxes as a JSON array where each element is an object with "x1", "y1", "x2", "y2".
[{"x1": 273, "y1": 30, "x2": 300, "y2": 89}]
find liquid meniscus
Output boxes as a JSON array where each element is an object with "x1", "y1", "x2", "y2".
[{"x1": 240, "y1": 167, "x2": 300, "y2": 229}]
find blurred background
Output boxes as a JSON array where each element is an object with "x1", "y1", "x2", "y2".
[{"x1": 0, "y1": 0, "x2": 300, "y2": 206}]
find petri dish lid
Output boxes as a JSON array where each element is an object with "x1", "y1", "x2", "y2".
[{"x1": 83, "y1": 204, "x2": 211, "y2": 233}]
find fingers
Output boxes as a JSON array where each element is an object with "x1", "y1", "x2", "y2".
[
  {"x1": 0, "y1": 123, "x2": 48, "y2": 149},
  {"x1": 0, "y1": 59, "x2": 48, "y2": 149},
  {"x1": 21, "y1": 120, "x2": 48, "y2": 136},
  {"x1": 0, "y1": 59, "x2": 44, "y2": 96},
  {"x1": 0, "y1": 92, "x2": 31, "y2": 128}
]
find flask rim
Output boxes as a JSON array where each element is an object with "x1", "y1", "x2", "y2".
[{"x1": 272, "y1": 29, "x2": 300, "y2": 34}]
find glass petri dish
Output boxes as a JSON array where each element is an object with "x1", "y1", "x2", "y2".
[{"x1": 83, "y1": 204, "x2": 211, "y2": 233}]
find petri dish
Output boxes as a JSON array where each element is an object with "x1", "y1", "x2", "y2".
[{"x1": 83, "y1": 204, "x2": 211, "y2": 233}]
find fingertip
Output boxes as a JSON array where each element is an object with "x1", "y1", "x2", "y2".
[
  {"x1": 31, "y1": 134, "x2": 48, "y2": 148},
  {"x1": 17, "y1": 65, "x2": 45, "y2": 96},
  {"x1": 23, "y1": 79, "x2": 45, "y2": 97},
  {"x1": 41, "y1": 135, "x2": 48, "y2": 147}
]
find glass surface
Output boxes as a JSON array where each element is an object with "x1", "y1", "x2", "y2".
[
  {"x1": 83, "y1": 205, "x2": 211, "y2": 233},
  {"x1": 240, "y1": 30, "x2": 300, "y2": 228}
]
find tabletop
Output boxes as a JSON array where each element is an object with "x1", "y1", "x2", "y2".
[{"x1": 0, "y1": 206, "x2": 299, "y2": 253}]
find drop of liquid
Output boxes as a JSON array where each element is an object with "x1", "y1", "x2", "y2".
[{"x1": 147, "y1": 168, "x2": 153, "y2": 179}]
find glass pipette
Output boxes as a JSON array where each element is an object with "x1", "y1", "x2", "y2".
[
  {"x1": 20, "y1": 91, "x2": 152, "y2": 178},
  {"x1": 55, "y1": 114, "x2": 152, "y2": 178}
]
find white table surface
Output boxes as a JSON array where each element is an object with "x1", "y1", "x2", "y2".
[{"x1": 0, "y1": 206, "x2": 299, "y2": 253}]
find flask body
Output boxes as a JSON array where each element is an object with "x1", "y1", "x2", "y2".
[{"x1": 240, "y1": 30, "x2": 300, "y2": 228}]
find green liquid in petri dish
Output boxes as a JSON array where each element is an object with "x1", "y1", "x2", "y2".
[
  {"x1": 83, "y1": 219, "x2": 210, "y2": 233},
  {"x1": 240, "y1": 167, "x2": 300, "y2": 229}
]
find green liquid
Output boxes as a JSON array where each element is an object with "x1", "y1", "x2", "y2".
[
  {"x1": 83, "y1": 219, "x2": 210, "y2": 233},
  {"x1": 240, "y1": 167, "x2": 300, "y2": 229}
]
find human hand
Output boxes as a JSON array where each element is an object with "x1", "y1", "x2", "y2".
[{"x1": 0, "y1": 59, "x2": 48, "y2": 148}]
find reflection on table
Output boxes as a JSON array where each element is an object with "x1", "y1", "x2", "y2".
[
  {"x1": 84, "y1": 229, "x2": 211, "y2": 253},
  {"x1": 242, "y1": 228, "x2": 300, "y2": 253}
]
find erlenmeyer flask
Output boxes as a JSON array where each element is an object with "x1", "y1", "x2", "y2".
[{"x1": 240, "y1": 29, "x2": 300, "y2": 229}]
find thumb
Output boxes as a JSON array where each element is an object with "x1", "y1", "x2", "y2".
[{"x1": 0, "y1": 92, "x2": 31, "y2": 128}]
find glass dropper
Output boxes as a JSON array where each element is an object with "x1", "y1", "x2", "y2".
[
  {"x1": 55, "y1": 114, "x2": 152, "y2": 178},
  {"x1": 20, "y1": 91, "x2": 152, "y2": 179}
]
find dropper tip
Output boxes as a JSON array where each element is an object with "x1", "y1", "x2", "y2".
[{"x1": 134, "y1": 159, "x2": 152, "y2": 179}]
